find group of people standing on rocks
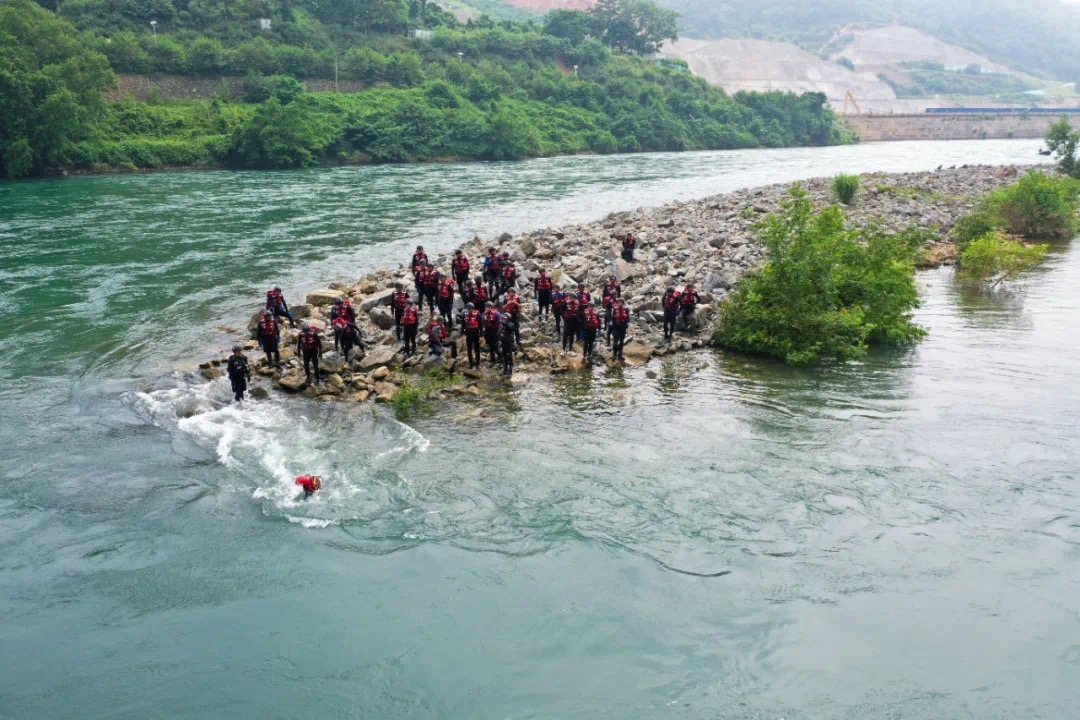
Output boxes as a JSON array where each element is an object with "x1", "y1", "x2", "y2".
[{"x1": 227, "y1": 238, "x2": 703, "y2": 400}]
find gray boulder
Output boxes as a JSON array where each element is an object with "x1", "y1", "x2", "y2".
[
  {"x1": 369, "y1": 306, "x2": 396, "y2": 330},
  {"x1": 360, "y1": 288, "x2": 395, "y2": 312}
]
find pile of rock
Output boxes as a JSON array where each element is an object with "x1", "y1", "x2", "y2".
[{"x1": 218, "y1": 164, "x2": 1030, "y2": 403}]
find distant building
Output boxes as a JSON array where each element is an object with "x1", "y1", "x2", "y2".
[
  {"x1": 414, "y1": 29, "x2": 434, "y2": 40},
  {"x1": 259, "y1": 18, "x2": 272, "y2": 31}
]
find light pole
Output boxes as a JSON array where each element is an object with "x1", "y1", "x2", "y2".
[
  {"x1": 574, "y1": 65, "x2": 579, "y2": 77},
  {"x1": 149, "y1": 19, "x2": 157, "y2": 41},
  {"x1": 457, "y1": 52, "x2": 464, "y2": 62}
]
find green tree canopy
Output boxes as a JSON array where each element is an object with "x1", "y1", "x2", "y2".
[
  {"x1": 591, "y1": 0, "x2": 679, "y2": 56},
  {"x1": 0, "y1": 0, "x2": 113, "y2": 178}
]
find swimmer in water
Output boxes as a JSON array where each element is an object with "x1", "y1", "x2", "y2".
[{"x1": 295, "y1": 475, "x2": 321, "y2": 499}]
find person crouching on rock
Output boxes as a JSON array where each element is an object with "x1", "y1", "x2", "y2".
[
  {"x1": 582, "y1": 301, "x2": 602, "y2": 360},
  {"x1": 535, "y1": 269, "x2": 552, "y2": 322},
  {"x1": 482, "y1": 301, "x2": 502, "y2": 364},
  {"x1": 297, "y1": 323, "x2": 323, "y2": 384},
  {"x1": 621, "y1": 232, "x2": 636, "y2": 261},
  {"x1": 427, "y1": 317, "x2": 457, "y2": 360},
  {"x1": 679, "y1": 283, "x2": 700, "y2": 330},
  {"x1": 437, "y1": 272, "x2": 457, "y2": 328},
  {"x1": 295, "y1": 474, "x2": 321, "y2": 500},
  {"x1": 661, "y1": 285, "x2": 681, "y2": 342},
  {"x1": 610, "y1": 298, "x2": 631, "y2": 361},
  {"x1": 498, "y1": 312, "x2": 517, "y2": 378},
  {"x1": 562, "y1": 292, "x2": 580, "y2": 352},
  {"x1": 226, "y1": 344, "x2": 251, "y2": 402},
  {"x1": 401, "y1": 300, "x2": 420, "y2": 356},
  {"x1": 265, "y1": 286, "x2": 296, "y2": 327},
  {"x1": 551, "y1": 285, "x2": 566, "y2": 336},
  {"x1": 257, "y1": 310, "x2": 281, "y2": 367},
  {"x1": 391, "y1": 282, "x2": 410, "y2": 341},
  {"x1": 462, "y1": 302, "x2": 483, "y2": 369},
  {"x1": 333, "y1": 315, "x2": 364, "y2": 361}
]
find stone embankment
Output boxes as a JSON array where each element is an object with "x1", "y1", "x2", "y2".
[{"x1": 198, "y1": 164, "x2": 1031, "y2": 403}]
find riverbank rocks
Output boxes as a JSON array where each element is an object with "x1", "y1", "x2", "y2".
[{"x1": 216, "y1": 164, "x2": 1038, "y2": 408}]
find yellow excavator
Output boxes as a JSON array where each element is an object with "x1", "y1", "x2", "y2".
[{"x1": 842, "y1": 91, "x2": 862, "y2": 115}]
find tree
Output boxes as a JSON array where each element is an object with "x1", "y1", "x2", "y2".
[
  {"x1": 590, "y1": 0, "x2": 679, "y2": 56},
  {"x1": 542, "y1": 9, "x2": 595, "y2": 44},
  {"x1": 0, "y1": 0, "x2": 113, "y2": 178},
  {"x1": 957, "y1": 231, "x2": 1047, "y2": 287},
  {"x1": 231, "y1": 96, "x2": 336, "y2": 168},
  {"x1": 1045, "y1": 117, "x2": 1080, "y2": 179}
]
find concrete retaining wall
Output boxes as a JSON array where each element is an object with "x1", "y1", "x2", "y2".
[
  {"x1": 844, "y1": 113, "x2": 1076, "y2": 142},
  {"x1": 106, "y1": 74, "x2": 366, "y2": 102}
]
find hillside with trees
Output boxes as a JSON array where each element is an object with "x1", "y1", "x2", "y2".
[
  {"x1": 0, "y1": 0, "x2": 849, "y2": 179},
  {"x1": 662, "y1": 0, "x2": 1080, "y2": 82}
]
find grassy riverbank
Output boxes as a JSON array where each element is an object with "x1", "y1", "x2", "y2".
[{"x1": 1, "y1": 0, "x2": 851, "y2": 179}]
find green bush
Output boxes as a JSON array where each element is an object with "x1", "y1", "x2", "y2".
[
  {"x1": 1045, "y1": 118, "x2": 1079, "y2": 179},
  {"x1": 831, "y1": 173, "x2": 860, "y2": 205},
  {"x1": 230, "y1": 97, "x2": 337, "y2": 168},
  {"x1": 392, "y1": 367, "x2": 461, "y2": 421},
  {"x1": 712, "y1": 186, "x2": 925, "y2": 365},
  {"x1": 983, "y1": 170, "x2": 1080, "y2": 240},
  {"x1": 950, "y1": 209, "x2": 999, "y2": 251},
  {"x1": 958, "y1": 231, "x2": 1048, "y2": 285}
]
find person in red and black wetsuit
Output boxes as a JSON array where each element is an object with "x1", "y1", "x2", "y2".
[
  {"x1": 551, "y1": 285, "x2": 567, "y2": 336},
  {"x1": 296, "y1": 323, "x2": 323, "y2": 384},
  {"x1": 410, "y1": 245, "x2": 428, "y2": 276},
  {"x1": 437, "y1": 272, "x2": 457, "y2": 328},
  {"x1": 464, "y1": 279, "x2": 487, "y2": 314},
  {"x1": 401, "y1": 300, "x2": 420, "y2": 356},
  {"x1": 679, "y1": 283, "x2": 700, "y2": 329},
  {"x1": 661, "y1": 285, "x2": 681, "y2": 341},
  {"x1": 295, "y1": 475, "x2": 321, "y2": 499},
  {"x1": 452, "y1": 249, "x2": 471, "y2": 298},
  {"x1": 534, "y1": 269, "x2": 553, "y2": 321},
  {"x1": 562, "y1": 293, "x2": 580, "y2": 352},
  {"x1": 575, "y1": 283, "x2": 592, "y2": 340},
  {"x1": 329, "y1": 297, "x2": 356, "y2": 326},
  {"x1": 483, "y1": 248, "x2": 501, "y2": 296},
  {"x1": 256, "y1": 310, "x2": 281, "y2": 367},
  {"x1": 265, "y1": 286, "x2": 296, "y2": 327},
  {"x1": 421, "y1": 264, "x2": 439, "y2": 315},
  {"x1": 500, "y1": 256, "x2": 518, "y2": 299},
  {"x1": 427, "y1": 316, "x2": 457, "y2": 360},
  {"x1": 621, "y1": 232, "x2": 637, "y2": 261},
  {"x1": 610, "y1": 298, "x2": 631, "y2": 361},
  {"x1": 502, "y1": 289, "x2": 522, "y2": 345},
  {"x1": 601, "y1": 275, "x2": 621, "y2": 343},
  {"x1": 582, "y1": 301, "x2": 602, "y2": 359},
  {"x1": 482, "y1": 301, "x2": 502, "y2": 364},
  {"x1": 391, "y1": 282, "x2": 410, "y2": 341},
  {"x1": 462, "y1": 302, "x2": 483, "y2": 369}
]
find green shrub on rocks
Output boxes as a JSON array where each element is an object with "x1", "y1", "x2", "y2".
[
  {"x1": 982, "y1": 171, "x2": 1080, "y2": 240},
  {"x1": 831, "y1": 173, "x2": 860, "y2": 205},
  {"x1": 712, "y1": 186, "x2": 925, "y2": 365},
  {"x1": 958, "y1": 232, "x2": 1048, "y2": 286},
  {"x1": 1045, "y1": 118, "x2": 1080, "y2": 179},
  {"x1": 392, "y1": 367, "x2": 461, "y2": 421}
]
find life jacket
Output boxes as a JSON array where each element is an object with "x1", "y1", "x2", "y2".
[
  {"x1": 663, "y1": 291, "x2": 682, "y2": 312},
  {"x1": 502, "y1": 264, "x2": 516, "y2": 282},
  {"x1": 489, "y1": 255, "x2": 503, "y2": 273},
  {"x1": 613, "y1": 306, "x2": 630, "y2": 325},
  {"x1": 536, "y1": 274, "x2": 552, "y2": 292},
  {"x1": 464, "y1": 309, "x2": 481, "y2": 333},
  {"x1": 402, "y1": 307, "x2": 418, "y2": 326},
  {"x1": 414, "y1": 265, "x2": 428, "y2": 284},
  {"x1": 483, "y1": 253, "x2": 497, "y2": 271},
  {"x1": 411, "y1": 251, "x2": 428, "y2": 269},
  {"x1": 392, "y1": 289, "x2": 409, "y2": 309},
  {"x1": 300, "y1": 330, "x2": 320, "y2": 352},
  {"x1": 474, "y1": 286, "x2": 488, "y2": 306},
  {"x1": 602, "y1": 294, "x2": 615, "y2": 309},
  {"x1": 296, "y1": 475, "x2": 320, "y2": 492},
  {"x1": 331, "y1": 316, "x2": 348, "y2": 331},
  {"x1": 584, "y1": 308, "x2": 601, "y2": 330},
  {"x1": 563, "y1": 297, "x2": 579, "y2": 319},
  {"x1": 483, "y1": 308, "x2": 501, "y2": 329},
  {"x1": 503, "y1": 297, "x2": 521, "y2": 316},
  {"x1": 552, "y1": 291, "x2": 567, "y2": 310},
  {"x1": 259, "y1": 316, "x2": 278, "y2": 337},
  {"x1": 681, "y1": 290, "x2": 698, "y2": 308},
  {"x1": 603, "y1": 281, "x2": 621, "y2": 298},
  {"x1": 452, "y1": 255, "x2": 470, "y2": 274},
  {"x1": 623, "y1": 234, "x2": 636, "y2": 249},
  {"x1": 426, "y1": 318, "x2": 440, "y2": 335},
  {"x1": 266, "y1": 289, "x2": 283, "y2": 308},
  {"x1": 423, "y1": 271, "x2": 439, "y2": 290},
  {"x1": 341, "y1": 300, "x2": 355, "y2": 321},
  {"x1": 577, "y1": 290, "x2": 591, "y2": 307},
  {"x1": 438, "y1": 278, "x2": 455, "y2": 300}
]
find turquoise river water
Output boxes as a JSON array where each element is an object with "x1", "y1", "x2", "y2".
[{"x1": 0, "y1": 140, "x2": 1077, "y2": 719}]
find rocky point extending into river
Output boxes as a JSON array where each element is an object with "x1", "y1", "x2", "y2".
[{"x1": 195, "y1": 163, "x2": 1029, "y2": 403}]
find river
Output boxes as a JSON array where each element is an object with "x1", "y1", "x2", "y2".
[{"x1": 1, "y1": 140, "x2": 1077, "y2": 719}]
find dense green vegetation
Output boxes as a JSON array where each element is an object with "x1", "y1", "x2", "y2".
[
  {"x1": 831, "y1": 173, "x2": 858, "y2": 205},
  {"x1": 392, "y1": 367, "x2": 461, "y2": 420},
  {"x1": 663, "y1": 0, "x2": 1080, "y2": 81},
  {"x1": 712, "y1": 186, "x2": 925, "y2": 366},
  {"x1": 881, "y1": 63, "x2": 1036, "y2": 99},
  {"x1": 950, "y1": 171, "x2": 1080, "y2": 247},
  {"x1": 958, "y1": 232, "x2": 1048, "y2": 287},
  {"x1": 1046, "y1": 118, "x2": 1080, "y2": 180},
  {"x1": 0, "y1": 0, "x2": 848, "y2": 178}
]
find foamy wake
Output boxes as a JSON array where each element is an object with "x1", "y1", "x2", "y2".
[{"x1": 132, "y1": 373, "x2": 429, "y2": 527}]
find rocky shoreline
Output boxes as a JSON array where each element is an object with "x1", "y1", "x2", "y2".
[{"x1": 196, "y1": 163, "x2": 1029, "y2": 404}]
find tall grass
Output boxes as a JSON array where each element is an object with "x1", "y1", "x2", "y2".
[{"x1": 831, "y1": 173, "x2": 861, "y2": 205}]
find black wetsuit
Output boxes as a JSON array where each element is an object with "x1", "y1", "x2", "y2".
[
  {"x1": 499, "y1": 322, "x2": 516, "y2": 377},
  {"x1": 226, "y1": 354, "x2": 251, "y2": 402}
]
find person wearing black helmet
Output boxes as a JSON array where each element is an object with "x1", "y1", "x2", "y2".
[
  {"x1": 498, "y1": 311, "x2": 516, "y2": 378},
  {"x1": 265, "y1": 286, "x2": 296, "y2": 327},
  {"x1": 391, "y1": 282, "x2": 410, "y2": 341},
  {"x1": 296, "y1": 322, "x2": 323, "y2": 384},
  {"x1": 226, "y1": 344, "x2": 251, "y2": 402}
]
